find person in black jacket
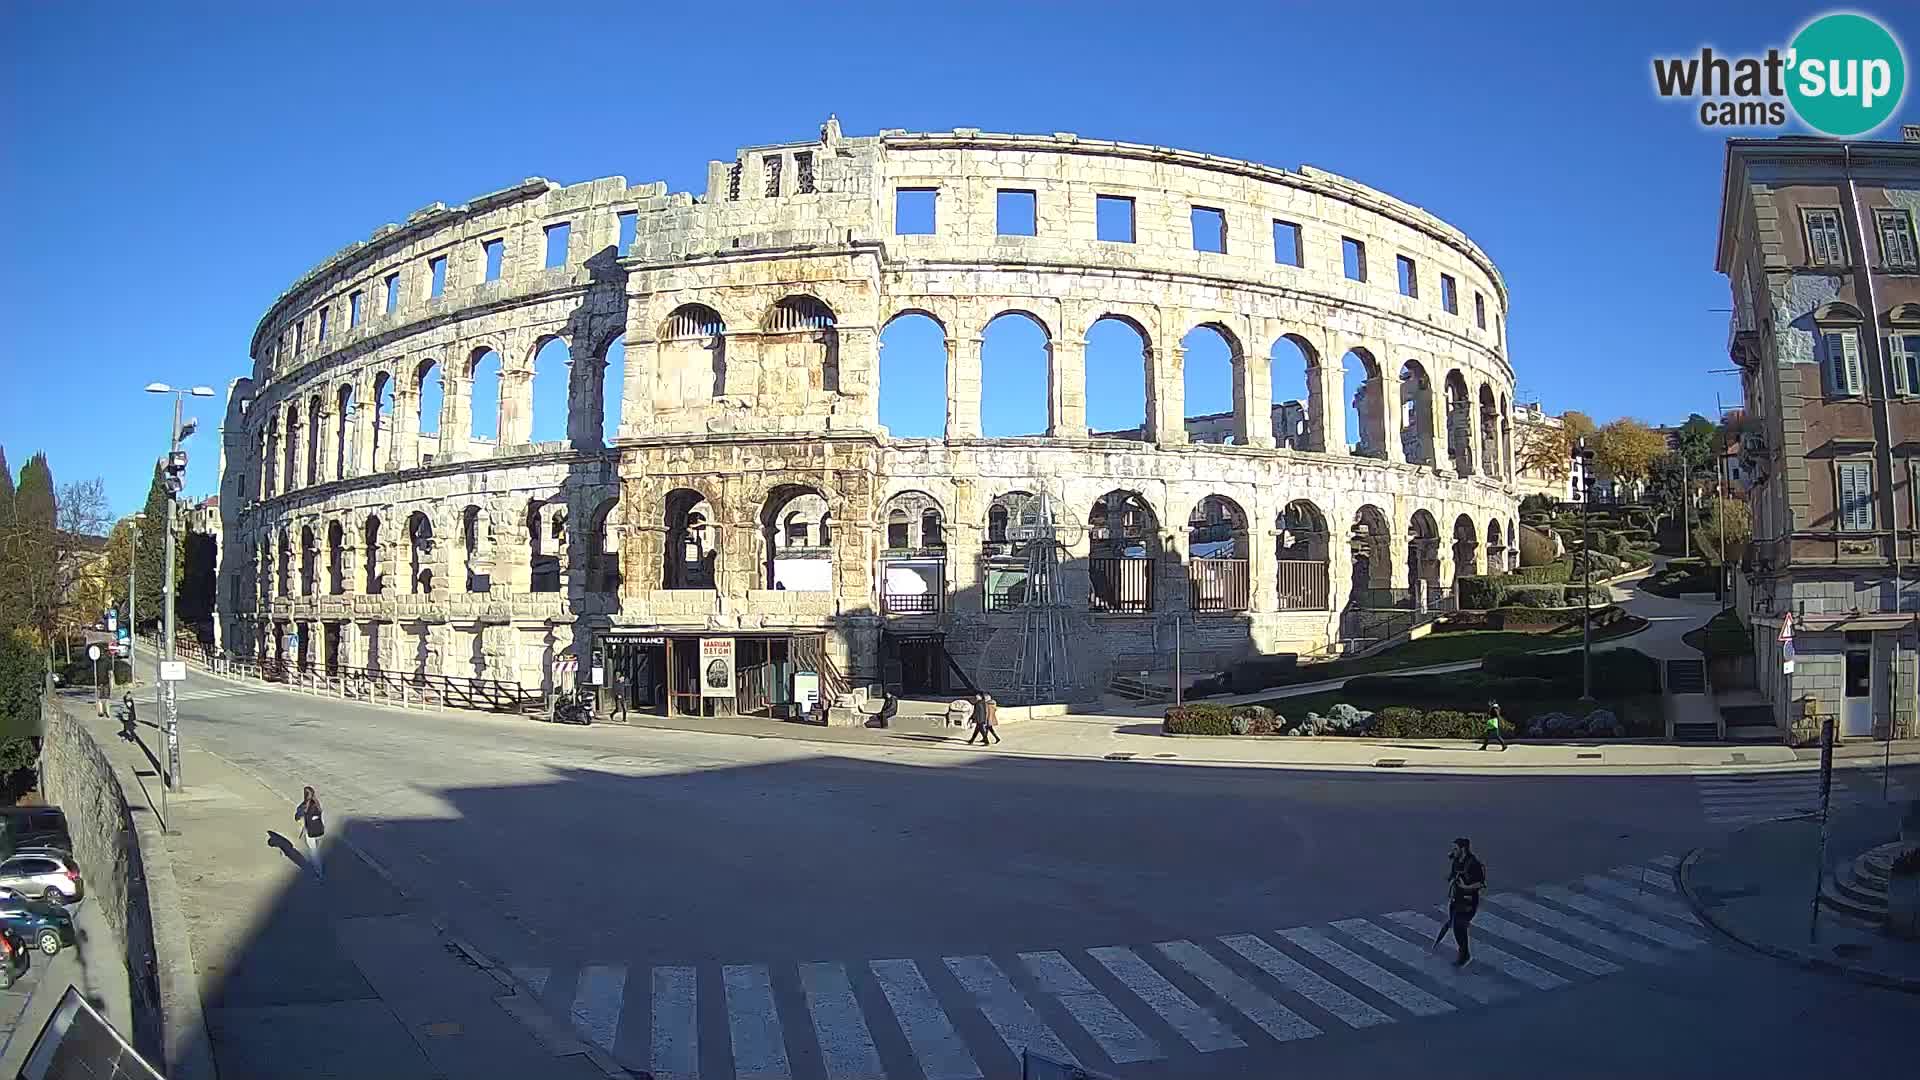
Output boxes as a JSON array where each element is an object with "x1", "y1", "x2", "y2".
[
  {"x1": 1447, "y1": 837, "x2": 1487, "y2": 967},
  {"x1": 294, "y1": 786, "x2": 326, "y2": 879}
]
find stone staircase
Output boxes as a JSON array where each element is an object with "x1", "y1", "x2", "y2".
[{"x1": 1820, "y1": 841, "x2": 1905, "y2": 926}]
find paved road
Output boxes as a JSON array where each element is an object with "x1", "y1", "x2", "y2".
[{"x1": 161, "y1": 677, "x2": 1917, "y2": 1078}]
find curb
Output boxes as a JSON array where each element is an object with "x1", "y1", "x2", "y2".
[{"x1": 1677, "y1": 843, "x2": 1920, "y2": 994}]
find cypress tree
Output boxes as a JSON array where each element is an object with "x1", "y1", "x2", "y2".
[
  {"x1": 133, "y1": 460, "x2": 173, "y2": 628},
  {"x1": 0, "y1": 446, "x2": 16, "y2": 630},
  {"x1": 13, "y1": 454, "x2": 56, "y2": 644}
]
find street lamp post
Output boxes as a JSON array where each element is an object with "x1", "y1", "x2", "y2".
[
  {"x1": 124, "y1": 513, "x2": 144, "y2": 689},
  {"x1": 145, "y1": 382, "x2": 214, "y2": 794},
  {"x1": 1574, "y1": 439, "x2": 1597, "y2": 703}
]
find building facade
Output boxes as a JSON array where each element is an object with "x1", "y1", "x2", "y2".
[
  {"x1": 1719, "y1": 135, "x2": 1920, "y2": 742},
  {"x1": 218, "y1": 121, "x2": 1519, "y2": 715}
]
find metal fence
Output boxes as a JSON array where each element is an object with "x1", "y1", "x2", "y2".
[
  {"x1": 1273, "y1": 559, "x2": 1330, "y2": 610},
  {"x1": 1187, "y1": 558, "x2": 1250, "y2": 613},
  {"x1": 149, "y1": 632, "x2": 543, "y2": 715}
]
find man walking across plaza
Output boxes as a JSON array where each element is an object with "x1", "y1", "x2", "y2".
[
  {"x1": 1446, "y1": 837, "x2": 1486, "y2": 968},
  {"x1": 1481, "y1": 699, "x2": 1508, "y2": 751}
]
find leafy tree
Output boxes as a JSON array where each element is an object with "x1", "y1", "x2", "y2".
[
  {"x1": 0, "y1": 446, "x2": 15, "y2": 632},
  {"x1": 1675, "y1": 413, "x2": 1717, "y2": 470},
  {"x1": 1696, "y1": 497, "x2": 1752, "y2": 567},
  {"x1": 1562, "y1": 411, "x2": 1597, "y2": 442},
  {"x1": 0, "y1": 629, "x2": 43, "y2": 742},
  {"x1": 132, "y1": 461, "x2": 178, "y2": 629},
  {"x1": 1591, "y1": 418, "x2": 1668, "y2": 491}
]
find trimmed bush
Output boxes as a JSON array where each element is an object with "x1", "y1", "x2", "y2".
[
  {"x1": 1507, "y1": 560, "x2": 1573, "y2": 586},
  {"x1": 1374, "y1": 706, "x2": 1515, "y2": 740},
  {"x1": 1518, "y1": 525, "x2": 1557, "y2": 567},
  {"x1": 1226, "y1": 655, "x2": 1300, "y2": 693},
  {"x1": 1164, "y1": 703, "x2": 1234, "y2": 735},
  {"x1": 1500, "y1": 585, "x2": 1566, "y2": 607},
  {"x1": 1481, "y1": 646, "x2": 1661, "y2": 694},
  {"x1": 1457, "y1": 575, "x2": 1505, "y2": 611},
  {"x1": 1232, "y1": 705, "x2": 1279, "y2": 736}
]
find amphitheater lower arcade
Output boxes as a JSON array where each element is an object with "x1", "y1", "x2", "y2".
[{"x1": 219, "y1": 121, "x2": 1519, "y2": 712}]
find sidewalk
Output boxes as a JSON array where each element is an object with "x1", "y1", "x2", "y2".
[
  {"x1": 0, "y1": 887, "x2": 135, "y2": 1073},
  {"x1": 1681, "y1": 802, "x2": 1920, "y2": 991},
  {"x1": 78, "y1": 704, "x2": 609, "y2": 1079}
]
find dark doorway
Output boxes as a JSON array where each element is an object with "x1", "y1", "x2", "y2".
[
  {"x1": 323, "y1": 623, "x2": 342, "y2": 675},
  {"x1": 600, "y1": 637, "x2": 666, "y2": 716},
  {"x1": 885, "y1": 633, "x2": 947, "y2": 695}
]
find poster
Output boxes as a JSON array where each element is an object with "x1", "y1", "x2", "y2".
[
  {"x1": 793, "y1": 671, "x2": 820, "y2": 714},
  {"x1": 700, "y1": 637, "x2": 735, "y2": 698}
]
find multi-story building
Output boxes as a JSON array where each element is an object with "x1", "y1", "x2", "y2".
[
  {"x1": 1718, "y1": 134, "x2": 1920, "y2": 743},
  {"x1": 1510, "y1": 402, "x2": 1583, "y2": 503}
]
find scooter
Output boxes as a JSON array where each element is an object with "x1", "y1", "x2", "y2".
[{"x1": 548, "y1": 688, "x2": 595, "y2": 726}]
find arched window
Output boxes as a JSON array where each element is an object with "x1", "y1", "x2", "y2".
[
  {"x1": 1499, "y1": 392, "x2": 1513, "y2": 482},
  {"x1": 299, "y1": 525, "x2": 318, "y2": 596},
  {"x1": 1086, "y1": 315, "x2": 1150, "y2": 441},
  {"x1": 1089, "y1": 490, "x2": 1159, "y2": 613},
  {"x1": 530, "y1": 336, "x2": 570, "y2": 443},
  {"x1": 527, "y1": 500, "x2": 564, "y2": 593},
  {"x1": 921, "y1": 509, "x2": 944, "y2": 548},
  {"x1": 371, "y1": 372, "x2": 392, "y2": 469},
  {"x1": 335, "y1": 384, "x2": 357, "y2": 480},
  {"x1": 1343, "y1": 348, "x2": 1386, "y2": 459},
  {"x1": 417, "y1": 360, "x2": 443, "y2": 437},
  {"x1": 660, "y1": 304, "x2": 727, "y2": 406},
  {"x1": 1399, "y1": 360, "x2": 1435, "y2": 466},
  {"x1": 1274, "y1": 500, "x2": 1331, "y2": 610},
  {"x1": 983, "y1": 490, "x2": 1041, "y2": 611},
  {"x1": 982, "y1": 312, "x2": 1050, "y2": 437},
  {"x1": 663, "y1": 489, "x2": 717, "y2": 589},
  {"x1": 763, "y1": 486, "x2": 832, "y2": 590},
  {"x1": 283, "y1": 403, "x2": 300, "y2": 491},
  {"x1": 408, "y1": 511, "x2": 434, "y2": 595},
  {"x1": 363, "y1": 516, "x2": 383, "y2": 594},
  {"x1": 1444, "y1": 371, "x2": 1473, "y2": 475},
  {"x1": 587, "y1": 498, "x2": 620, "y2": 595},
  {"x1": 880, "y1": 490, "x2": 946, "y2": 614},
  {"x1": 599, "y1": 333, "x2": 627, "y2": 444},
  {"x1": 326, "y1": 521, "x2": 345, "y2": 595},
  {"x1": 1478, "y1": 384, "x2": 1500, "y2": 480},
  {"x1": 1487, "y1": 518, "x2": 1506, "y2": 576},
  {"x1": 462, "y1": 506, "x2": 491, "y2": 593},
  {"x1": 1407, "y1": 509, "x2": 1442, "y2": 596},
  {"x1": 886, "y1": 509, "x2": 910, "y2": 550},
  {"x1": 1452, "y1": 514, "x2": 1480, "y2": 584},
  {"x1": 306, "y1": 395, "x2": 323, "y2": 486},
  {"x1": 1270, "y1": 334, "x2": 1320, "y2": 451},
  {"x1": 765, "y1": 296, "x2": 839, "y2": 394},
  {"x1": 469, "y1": 347, "x2": 503, "y2": 445},
  {"x1": 879, "y1": 312, "x2": 948, "y2": 438},
  {"x1": 1181, "y1": 324, "x2": 1243, "y2": 444},
  {"x1": 1187, "y1": 495, "x2": 1249, "y2": 612}
]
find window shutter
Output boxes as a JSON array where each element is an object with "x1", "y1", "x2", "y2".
[
  {"x1": 1840, "y1": 462, "x2": 1874, "y2": 532},
  {"x1": 1843, "y1": 331, "x2": 1865, "y2": 395},
  {"x1": 1888, "y1": 336, "x2": 1909, "y2": 394}
]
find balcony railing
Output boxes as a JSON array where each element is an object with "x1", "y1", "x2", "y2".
[
  {"x1": 1188, "y1": 558, "x2": 1250, "y2": 613},
  {"x1": 883, "y1": 591, "x2": 941, "y2": 615},
  {"x1": 1090, "y1": 556, "x2": 1154, "y2": 613},
  {"x1": 1274, "y1": 559, "x2": 1330, "y2": 610}
]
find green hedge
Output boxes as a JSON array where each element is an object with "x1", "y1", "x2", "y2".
[
  {"x1": 1507, "y1": 560, "x2": 1573, "y2": 586},
  {"x1": 1375, "y1": 706, "x2": 1516, "y2": 740},
  {"x1": 1499, "y1": 585, "x2": 1566, "y2": 607},
  {"x1": 1481, "y1": 647, "x2": 1662, "y2": 694},
  {"x1": 1343, "y1": 671, "x2": 1560, "y2": 702},
  {"x1": 1164, "y1": 704, "x2": 1235, "y2": 734},
  {"x1": 1457, "y1": 575, "x2": 1504, "y2": 611},
  {"x1": 1225, "y1": 656, "x2": 1302, "y2": 693}
]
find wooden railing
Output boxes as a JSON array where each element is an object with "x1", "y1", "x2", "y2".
[
  {"x1": 1090, "y1": 557, "x2": 1154, "y2": 613},
  {"x1": 1188, "y1": 558, "x2": 1250, "y2": 613},
  {"x1": 1274, "y1": 559, "x2": 1330, "y2": 610}
]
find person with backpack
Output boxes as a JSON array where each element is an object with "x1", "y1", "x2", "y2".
[
  {"x1": 1481, "y1": 700, "x2": 1508, "y2": 751},
  {"x1": 1446, "y1": 837, "x2": 1487, "y2": 967},
  {"x1": 294, "y1": 786, "x2": 326, "y2": 879}
]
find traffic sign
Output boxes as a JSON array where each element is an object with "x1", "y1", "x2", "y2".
[
  {"x1": 159, "y1": 661, "x2": 186, "y2": 682},
  {"x1": 1778, "y1": 612, "x2": 1794, "y2": 642},
  {"x1": 86, "y1": 644, "x2": 102, "y2": 662}
]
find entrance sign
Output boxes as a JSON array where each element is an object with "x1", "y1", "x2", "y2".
[
  {"x1": 700, "y1": 637, "x2": 736, "y2": 698},
  {"x1": 159, "y1": 661, "x2": 186, "y2": 682}
]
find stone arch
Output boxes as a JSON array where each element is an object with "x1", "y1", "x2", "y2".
[
  {"x1": 1407, "y1": 509, "x2": 1442, "y2": 595},
  {"x1": 1182, "y1": 322, "x2": 1246, "y2": 444},
  {"x1": 407, "y1": 510, "x2": 435, "y2": 595},
  {"x1": 1089, "y1": 489, "x2": 1159, "y2": 613},
  {"x1": 763, "y1": 484, "x2": 833, "y2": 591},
  {"x1": 529, "y1": 334, "x2": 571, "y2": 444},
  {"x1": 334, "y1": 383, "x2": 357, "y2": 480},
  {"x1": 468, "y1": 346, "x2": 503, "y2": 444},
  {"x1": 986, "y1": 490, "x2": 1040, "y2": 555},
  {"x1": 764, "y1": 294, "x2": 840, "y2": 395},
  {"x1": 363, "y1": 514, "x2": 383, "y2": 594},
  {"x1": 258, "y1": 536, "x2": 274, "y2": 603},
  {"x1": 586, "y1": 497, "x2": 621, "y2": 595},
  {"x1": 461, "y1": 505, "x2": 492, "y2": 593},
  {"x1": 879, "y1": 310, "x2": 949, "y2": 439},
  {"x1": 982, "y1": 310, "x2": 1052, "y2": 437},
  {"x1": 283, "y1": 402, "x2": 300, "y2": 491},
  {"x1": 594, "y1": 331, "x2": 626, "y2": 445},
  {"x1": 1507, "y1": 519, "x2": 1519, "y2": 572},
  {"x1": 1274, "y1": 499, "x2": 1331, "y2": 610},
  {"x1": 326, "y1": 519, "x2": 345, "y2": 595},
  {"x1": 1486, "y1": 517, "x2": 1506, "y2": 574},
  {"x1": 1478, "y1": 383, "x2": 1500, "y2": 480},
  {"x1": 1343, "y1": 347, "x2": 1387, "y2": 458},
  {"x1": 1270, "y1": 333, "x2": 1320, "y2": 451},
  {"x1": 1444, "y1": 370, "x2": 1473, "y2": 474},
  {"x1": 663, "y1": 488, "x2": 718, "y2": 590},
  {"x1": 659, "y1": 303, "x2": 727, "y2": 406},
  {"x1": 277, "y1": 526, "x2": 292, "y2": 597},
  {"x1": 1085, "y1": 313, "x2": 1151, "y2": 441},
  {"x1": 299, "y1": 524, "x2": 319, "y2": 596},
  {"x1": 1348, "y1": 504, "x2": 1393, "y2": 597},
  {"x1": 1499, "y1": 392, "x2": 1513, "y2": 482},
  {"x1": 1398, "y1": 359, "x2": 1436, "y2": 466},
  {"x1": 370, "y1": 371, "x2": 392, "y2": 468},
  {"x1": 527, "y1": 498, "x2": 565, "y2": 593},
  {"x1": 1188, "y1": 494, "x2": 1250, "y2": 613},
  {"x1": 1452, "y1": 513, "x2": 1480, "y2": 583},
  {"x1": 881, "y1": 490, "x2": 945, "y2": 550},
  {"x1": 416, "y1": 359, "x2": 443, "y2": 437},
  {"x1": 305, "y1": 394, "x2": 324, "y2": 486}
]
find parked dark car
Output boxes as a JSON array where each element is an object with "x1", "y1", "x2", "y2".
[
  {"x1": 0, "y1": 891, "x2": 74, "y2": 956},
  {"x1": 0, "y1": 927, "x2": 24, "y2": 989}
]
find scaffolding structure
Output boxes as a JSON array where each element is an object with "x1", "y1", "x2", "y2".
[{"x1": 1011, "y1": 494, "x2": 1073, "y2": 701}]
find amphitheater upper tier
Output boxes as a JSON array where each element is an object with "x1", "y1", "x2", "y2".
[{"x1": 219, "y1": 118, "x2": 1522, "y2": 710}]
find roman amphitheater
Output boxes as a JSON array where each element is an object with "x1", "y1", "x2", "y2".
[{"x1": 217, "y1": 118, "x2": 1520, "y2": 717}]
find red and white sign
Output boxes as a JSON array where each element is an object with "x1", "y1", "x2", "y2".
[{"x1": 1778, "y1": 612, "x2": 1794, "y2": 643}]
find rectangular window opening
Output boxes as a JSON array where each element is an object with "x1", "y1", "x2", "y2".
[
  {"x1": 1890, "y1": 332, "x2": 1920, "y2": 394},
  {"x1": 482, "y1": 238, "x2": 504, "y2": 282},
  {"x1": 617, "y1": 211, "x2": 638, "y2": 253},
  {"x1": 1396, "y1": 255, "x2": 1418, "y2": 298},
  {"x1": 1440, "y1": 274, "x2": 1458, "y2": 314},
  {"x1": 996, "y1": 189, "x2": 1037, "y2": 237},
  {"x1": 1805, "y1": 208, "x2": 1846, "y2": 267},
  {"x1": 427, "y1": 256, "x2": 447, "y2": 299},
  {"x1": 1342, "y1": 237, "x2": 1367, "y2": 282},
  {"x1": 795, "y1": 152, "x2": 815, "y2": 195},
  {"x1": 763, "y1": 156, "x2": 783, "y2": 198},
  {"x1": 1272, "y1": 220, "x2": 1302, "y2": 267},
  {"x1": 294, "y1": 319, "x2": 305, "y2": 353},
  {"x1": 1096, "y1": 195, "x2": 1135, "y2": 243},
  {"x1": 1191, "y1": 206, "x2": 1226, "y2": 253},
  {"x1": 349, "y1": 291, "x2": 364, "y2": 327},
  {"x1": 384, "y1": 272, "x2": 400, "y2": 314},
  {"x1": 543, "y1": 222, "x2": 571, "y2": 269},
  {"x1": 1475, "y1": 292, "x2": 1487, "y2": 329},
  {"x1": 1838, "y1": 460, "x2": 1875, "y2": 532},
  {"x1": 895, "y1": 188, "x2": 937, "y2": 235},
  {"x1": 317, "y1": 307, "x2": 329, "y2": 342},
  {"x1": 1876, "y1": 208, "x2": 1918, "y2": 269},
  {"x1": 1823, "y1": 328, "x2": 1864, "y2": 396}
]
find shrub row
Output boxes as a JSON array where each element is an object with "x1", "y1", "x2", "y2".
[
  {"x1": 1375, "y1": 707, "x2": 1516, "y2": 740},
  {"x1": 1481, "y1": 646, "x2": 1662, "y2": 694}
]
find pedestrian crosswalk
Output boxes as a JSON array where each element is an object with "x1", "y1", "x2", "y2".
[
  {"x1": 506, "y1": 857, "x2": 1705, "y2": 1078},
  {"x1": 1693, "y1": 768, "x2": 1915, "y2": 825},
  {"x1": 171, "y1": 684, "x2": 271, "y2": 703}
]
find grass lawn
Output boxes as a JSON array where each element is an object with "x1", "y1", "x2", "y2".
[{"x1": 1308, "y1": 615, "x2": 1648, "y2": 678}]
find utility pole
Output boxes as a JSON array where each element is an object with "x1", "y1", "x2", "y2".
[
  {"x1": 1575, "y1": 438, "x2": 1596, "y2": 703},
  {"x1": 146, "y1": 382, "x2": 213, "y2": 794},
  {"x1": 125, "y1": 516, "x2": 139, "y2": 689}
]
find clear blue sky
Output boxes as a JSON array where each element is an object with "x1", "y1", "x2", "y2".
[{"x1": 4, "y1": 2, "x2": 1909, "y2": 517}]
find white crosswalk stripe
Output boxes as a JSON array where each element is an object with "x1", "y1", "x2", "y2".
[
  {"x1": 871, "y1": 959, "x2": 981, "y2": 1080},
  {"x1": 1578, "y1": 874, "x2": 1703, "y2": 925},
  {"x1": 512, "y1": 857, "x2": 1714, "y2": 1078},
  {"x1": 174, "y1": 685, "x2": 269, "y2": 701},
  {"x1": 1020, "y1": 950, "x2": 1159, "y2": 1065},
  {"x1": 1694, "y1": 770, "x2": 1915, "y2": 825}
]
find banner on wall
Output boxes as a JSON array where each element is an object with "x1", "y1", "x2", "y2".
[{"x1": 700, "y1": 637, "x2": 736, "y2": 698}]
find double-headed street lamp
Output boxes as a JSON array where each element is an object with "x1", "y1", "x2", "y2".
[
  {"x1": 1573, "y1": 438, "x2": 1597, "y2": 703},
  {"x1": 145, "y1": 382, "x2": 214, "y2": 794}
]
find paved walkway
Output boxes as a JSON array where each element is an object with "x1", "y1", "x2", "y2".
[
  {"x1": 0, "y1": 887, "x2": 134, "y2": 1071},
  {"x1": 1682, "y1": 802, "x2": 1920, "y2": 991},
  {"x1": 74, "y1": 697, "x2": 608, "y2": 1080}
]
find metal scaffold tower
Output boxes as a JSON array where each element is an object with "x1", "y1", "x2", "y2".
[{"x1": 1011, "y1": 494, "x2": 1073, "y2": 701}]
